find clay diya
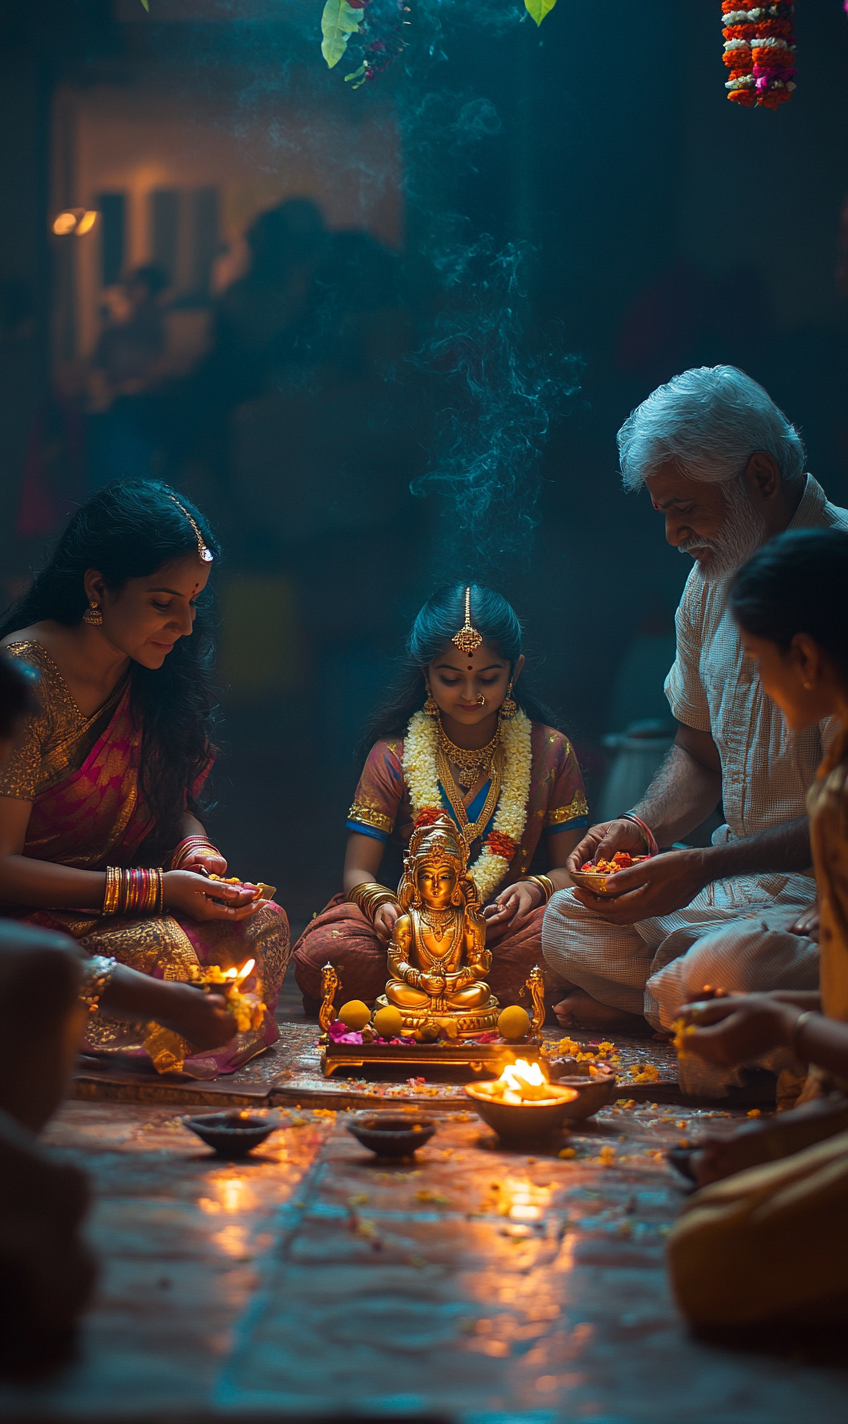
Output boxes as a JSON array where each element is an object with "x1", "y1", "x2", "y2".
[
  {"x1": 185, "y1": 1110, "x2": 279, "y2": 1158},
  {"x1": 346, "y1": 1113, "x2": 437, "y2": 1158},
  {"x1": 465, "y1": 1059, "x2": 579, "y2": 1144}
]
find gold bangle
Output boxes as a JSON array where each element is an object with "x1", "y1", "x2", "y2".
[
  {"x1": 348, "y1": 881, "x2": 397, "y2": 924},
  {"x1": 169, "y1": 836, "x2": 221, "y2": 871},
  {"x1": 102, "y1": 866, "x2": 121, "y2": 916},
  {"x1": 521, "y1": 874, "x2": 556, "y2": 904}
]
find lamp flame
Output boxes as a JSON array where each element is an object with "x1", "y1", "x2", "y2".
[{"x1": 495, "y1": 1058, "x2": 552, "y2": 1104}]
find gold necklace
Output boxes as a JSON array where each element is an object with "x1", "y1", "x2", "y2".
[
  {"x1": 419, "y1": 905, "x2": 454, "y2": 936},
  {"x1": 437, "y1": 722, "x2": 500, "y2": 790},
  {"x1": 437, "y1": 743, "x2": 503, "y2": 844}
]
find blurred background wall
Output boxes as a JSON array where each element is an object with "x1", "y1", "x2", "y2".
[{"x1": 1, "y1": 0, "x2": 847, "y2": 932}]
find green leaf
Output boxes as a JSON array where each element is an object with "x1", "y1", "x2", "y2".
[
  {"x1": 321, "y1": 0, "x2": 364, "y2": 69},
  {"x1": 345, "y1": 63, "x2": 368, "y2": 85},
  {"x1": 524, "y1": 0, "x2": 558, "y2": 25}
]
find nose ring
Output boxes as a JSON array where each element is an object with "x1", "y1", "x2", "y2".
[{"x1": 475, "y1": 693, "x2": 486, "y2": 706}]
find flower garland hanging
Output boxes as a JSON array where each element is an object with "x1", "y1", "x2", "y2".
[
  {"x1": 402, "y1": 708, "x2": 533, "y2": 903},
  {"x1": 722, "y1": 2, "x2": 797, "y2": 109}
]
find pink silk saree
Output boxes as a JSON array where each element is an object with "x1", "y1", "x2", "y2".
[{"x1": 11, "y1": 682, "x2": 290, "y2": 1079}]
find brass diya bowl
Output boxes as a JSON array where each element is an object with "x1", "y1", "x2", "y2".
[
  {"x1": 185, "y1": 1111, "x2": 278, "y2": 1158},
  {"x1": 346, "y1": 1113, "x2": 437, "y2": 1158},
  {"x1": 570, "y1": 857, "x2": 650, "y2": 897},
  {"x1": 465, "y1": 1081, "x2": 579, "y2": 1144}
]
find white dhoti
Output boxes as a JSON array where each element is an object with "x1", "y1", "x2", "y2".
[{"x1": 542, "y1": 868, "x2": 819, "y2": 1096}]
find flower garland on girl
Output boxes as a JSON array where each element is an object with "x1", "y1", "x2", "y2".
[
  {"x1": 722, "y1": 2, "x2": 796, "y2": 109},
  {"x1": 402, "y1": 708, "x2": 533, "y2": 904}
]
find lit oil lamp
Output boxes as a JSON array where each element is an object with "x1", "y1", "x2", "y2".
[
  {"x1": 465, "y1": 1058, "x2": 579, "y2": 1144},
  {"x1": 190, "y1": 959, "x2": 265, "y2": 1032}
]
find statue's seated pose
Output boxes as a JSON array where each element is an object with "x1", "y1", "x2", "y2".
[{"x1": 375, "y1": 815, "x2": 500, "y2": 1037}]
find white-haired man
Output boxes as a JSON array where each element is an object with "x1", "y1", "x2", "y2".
[{"x1": 542, "y1": 365, "x2": 848, "y2": 1094}]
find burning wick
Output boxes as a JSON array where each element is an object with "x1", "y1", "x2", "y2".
[
  {"x1": 491, "y1": 1059, "x2": 554, "y2": 1105},
  {"x1": 220, "y1": 958, "x2": 256, "y2": 988}
]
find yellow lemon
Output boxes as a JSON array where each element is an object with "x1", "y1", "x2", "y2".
[
  {"x1": 338, "y1": 999, "x2": 371, "y2": 1031},
  {"x1": 373, "y1": 1005, "x2": 404, "y2": 1039},
  {"x1": 498, "y1": 1005, "x2": 531, "y2": 1040}
]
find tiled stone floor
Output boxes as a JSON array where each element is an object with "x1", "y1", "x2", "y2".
[{"x1": 2, "y1": 1091, "x2": 847, "y2": 1421}]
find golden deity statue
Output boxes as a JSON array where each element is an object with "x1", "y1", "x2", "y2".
[{"x1": 374, "y1": 815, "x2": 500, "y2": 1038}]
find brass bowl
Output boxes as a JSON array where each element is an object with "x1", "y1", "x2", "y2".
[
  {"x1": 569, "y1": 867, "x2": 620, "y2": 896},
  {"x1": 465, "y1": 1081, "x2": 579, "y2": 1144},
  {"x1": 570, "y1": 858, "x2": 650, "y2": 897}
]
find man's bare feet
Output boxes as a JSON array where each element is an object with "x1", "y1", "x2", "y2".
[{"x1": 552, "y1": 990, "x2": 648, "y2": 1034}]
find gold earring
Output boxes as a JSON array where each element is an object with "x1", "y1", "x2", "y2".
[
  {"x1": 499, "y1": 681, "x2": 517, "y2": 719},
  {"x1": 423, "y1": 683, "x2": 439, "y2": 717},
  {"x1": 83, "y1": 601, "x2": 103, "y2": 626}
]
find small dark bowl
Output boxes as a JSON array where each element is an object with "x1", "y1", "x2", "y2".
[
  {"x1": 185, "y1": 1111, "x2": 278, "y2": 1158},
  {"x1": 346, "y1": 1113, "x2": 437, "y2": 1158}
]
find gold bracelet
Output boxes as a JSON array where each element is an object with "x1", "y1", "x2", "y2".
[
  {"x1": 348, "y1": 881, "x2": 397, "y2": 924},
  {"x1": 102, "y1": 866, "x2": 164, "y2": 918},
  {"x1": 103, "y1": 866, "x2": 121, "y2": 916},
  {"x1": 521, "y1": 874, "x2": 556, "y2": 904},
  {"x1": 168, "y1": 836, "x2": 222, "y2": 871}
]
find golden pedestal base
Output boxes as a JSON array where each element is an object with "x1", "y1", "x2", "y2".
[
  {"x1": 373, "y1": 992, "x2": 500, "y2": 1040},
  {"x1": 319, "y1": 964, "x2": 547, "y2": 1080}
]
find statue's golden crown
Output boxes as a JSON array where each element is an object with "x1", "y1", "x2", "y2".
[{"x1": 406, "y1": 813, "x2": 466, "y2": 870}]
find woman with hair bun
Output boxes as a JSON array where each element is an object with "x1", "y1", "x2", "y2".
[
  {"x1": 293, "y1": 583, "x2": 588, "y2": 1012},
  {"x1": 0, "y1": 481, "x2": 290, "y2": 1079}
]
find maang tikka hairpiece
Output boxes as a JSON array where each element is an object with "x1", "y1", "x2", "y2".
[
  {"x1": 168, "y1": 494, "x2": 214, "y2": 564},
  {"x1": 452, "y1": 586, "x2": 483, "y2": 655}
]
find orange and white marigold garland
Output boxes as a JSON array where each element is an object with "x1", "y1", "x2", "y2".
[
  {"x1": 402, "y1": 708, "x2": 533, "y2": 903},
  {"x1": 722, "y1": 2, "x2": 796, "y2": 109}
]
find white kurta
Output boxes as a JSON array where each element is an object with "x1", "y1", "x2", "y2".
[{"x1": 543, "y1": 475, "x2": 848, "y2": 1093}]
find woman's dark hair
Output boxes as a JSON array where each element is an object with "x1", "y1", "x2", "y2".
[
  {"x1": 358, "y1": 582, "x2": 560, "y2": 759},
  {"x1": 0, "y1": 481, "x2": 220, "y2": 847},
  {"x1": 729, "y1": 527, "x2": 848, "y2": 679},
  {"x1": 0, "y1": 653, "x2": 37, "y2": 741}
]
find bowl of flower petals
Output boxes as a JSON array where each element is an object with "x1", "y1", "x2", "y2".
[
  {"x1": 570, "y1": 850, "x2": 650, "y2": 896},
  {"x1": 465, "y1": 1060, "x2": 580, "y2": 1144}
]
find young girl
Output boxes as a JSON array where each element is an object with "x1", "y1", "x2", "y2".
[
  {"x1": 294, "y1": 583, "x2": 588, "y2": 1011},
  {"x1": 0, "y1": 482, "x2": 290, "y2": 1079},
  {"x1": 666, "y1": 527, "x2": 848, "y2": 1331}
]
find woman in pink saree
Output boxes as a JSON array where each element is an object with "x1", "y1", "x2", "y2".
[{"x1": 0, "y1": 482, "x2": 290, "y2": 1079}]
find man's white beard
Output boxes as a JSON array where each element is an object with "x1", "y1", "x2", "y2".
[{"x1": 678, "y1": 478, "x2": 768, "y2": 581}]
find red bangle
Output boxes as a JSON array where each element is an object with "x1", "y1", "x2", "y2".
[{"x1": 618, "y1": 811, "x2": 659, "y2": 857}]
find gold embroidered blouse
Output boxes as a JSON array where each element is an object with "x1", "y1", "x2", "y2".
[{"x1": 0, "y1": 641, "x2": 124, "y2": 801}]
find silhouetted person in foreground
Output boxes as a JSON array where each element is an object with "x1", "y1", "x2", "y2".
[{"x1": 0, "y1": 657, "x2": 96, "y2": 1377}]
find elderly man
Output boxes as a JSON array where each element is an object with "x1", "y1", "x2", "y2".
[{"x1": 542, "y1": 365, "x2": 848, "y2": 1093}]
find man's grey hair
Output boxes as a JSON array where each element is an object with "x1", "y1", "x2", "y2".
[{"x1": 618, "y1": 365, "x2": 807, "y2": 492}]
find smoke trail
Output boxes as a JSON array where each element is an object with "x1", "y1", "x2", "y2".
[{"x1": 407, "y1": 229, "x2": 581, "y2": 574}]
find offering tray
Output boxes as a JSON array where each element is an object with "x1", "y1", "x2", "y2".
[{"x1": 320, "y1": 1034, "x2": 546, "y2": 1080}]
